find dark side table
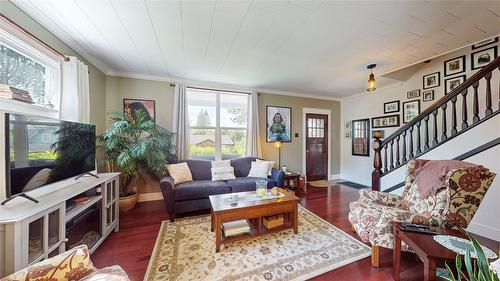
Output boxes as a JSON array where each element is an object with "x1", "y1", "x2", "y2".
[
  {"x1": 392, "y1": 222, "x2": 466, "y2": 281},
  {"x1": 283, "y1": 172, "x2": 304, "y2": 195}
]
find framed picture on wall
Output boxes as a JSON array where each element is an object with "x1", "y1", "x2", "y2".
[
  {"x1": 351, "y1": 118, "x2": 370, "y2": 156},
  {"x1": 444, "y1": 75, "x2": 466, "y2": 95},
  {"x1": 444, "y1": 55, "x2": 465, "y2": 77},
  {"x1": 123, "y1": 98, "x2": 156, "y2": 122},
  {"x1": 371, "y1": 114, "x2": 400, "y2": 128},
  {"x1": 266, "y1": 106, "x2": 292, "y2": 142},
  {"x1": 471, "y1": 46, "x2": 498, "y2": 70},
  {"x1": 402, "y1": 100, "x2": 420, "y2": 123},
  {"x1": 423, "y1": 90, "x2": 434, "y2": 102},
  {"x1": 407, "y1": 89, "x2": 420, "y2": 99},
  {"x1": 423, "y1": 72, "x2": 440, "y2": 89},
  {"x1": 344, "y1": 120, "x2": 351, "y2": 130},
  {"x1": 383, "y1": 100, "x2": 400, "y2": 113},
  {"x1": 472, "y1": 37, "x2": 498, "y2": 50}
]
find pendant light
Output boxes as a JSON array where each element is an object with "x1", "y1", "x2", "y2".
[{"x1": 366, "y1": 64, "x2": 377, "y2": 92}]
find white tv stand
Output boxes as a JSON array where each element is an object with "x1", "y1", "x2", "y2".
[{"x1": 0, "y1": 173, "x2": 120, "y2": 277}]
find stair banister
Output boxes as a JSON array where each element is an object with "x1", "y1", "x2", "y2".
[{"x1": 372, "y1": 56, "x2": 500, "y2": 191}]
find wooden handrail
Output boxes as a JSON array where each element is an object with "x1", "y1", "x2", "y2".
[
  {"x1": 372, "y1": 56, "x2": 500, "y2": 191},
  {"x1": 380, "y1": 56, "x2": 500, "y2": 147}
]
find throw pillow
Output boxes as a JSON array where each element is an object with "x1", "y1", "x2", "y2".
[
  {"x1": 211, "y1": 160, "x2": 231, "y2": 168},
  {"x1": 247, "y1": 162, "x2": 269, "y2": 178},
  {"x1": 256, "y1": 159, "x2": 275, "y2": 176},
  {"x1": 167, "y1": 162, "x2": 193, "y2": 184},
  {"x1": 211, "y1": 167, "x2": 236, "y2": 181}
]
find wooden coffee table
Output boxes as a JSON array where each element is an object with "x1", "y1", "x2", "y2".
[
  {"x1": 392, "y1": 222, "x2": 467, "y2": 281},
  {"x1": 209, "y1": 188, "x2": 300, "y2": 253}
]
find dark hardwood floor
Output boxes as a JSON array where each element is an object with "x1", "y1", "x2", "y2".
[{"x1": 91, "y1": 184, "x2": 446, "y2": 280}]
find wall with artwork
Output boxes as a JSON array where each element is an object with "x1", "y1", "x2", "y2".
[
  {"x1": 340, "y1": 38, "x2": 500, "y2": 186},
  {"x1": 258, "y1": 93, "x2": 341, "y2": 176}
]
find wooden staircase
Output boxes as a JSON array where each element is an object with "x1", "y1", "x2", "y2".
[{"x1": 372, "y1": 56, "x2": 500, "y2": 191}]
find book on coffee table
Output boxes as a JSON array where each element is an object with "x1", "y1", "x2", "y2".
[{"x1": 222, "y1": 220, "x2": 250, "y2": 237}]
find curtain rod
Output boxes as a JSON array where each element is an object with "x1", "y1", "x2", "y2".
[
  {"x1": 1, "y1": 13, "x2": 70, "y2": 62},
  {"x1": 186, "y1": 86, "x2": 250, "y2": 95}
]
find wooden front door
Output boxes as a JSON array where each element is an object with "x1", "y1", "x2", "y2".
[{"x1": 305, "y1": 114, "x2": 328, "y2": 181}]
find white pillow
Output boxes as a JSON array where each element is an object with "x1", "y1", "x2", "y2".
[
  {"x1": 211, "y1": 160, "x2": 231, "y2": 168},
  {"x1": 211, "y1": 167, "x2": 236, "y2": 181},
  {"x1": 247, "y1": 162, "x2": 269, "y2": 178},
  {"x1": 167, "y1": 162, "x2": 193, "y2": 184},
  {"x1": 256, "y1": 159, "x2": 275, "y2": 176}
]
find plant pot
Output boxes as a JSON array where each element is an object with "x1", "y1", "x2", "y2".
[{"x1": 119, "y1": 192, "x2": 138, "y2": 213}]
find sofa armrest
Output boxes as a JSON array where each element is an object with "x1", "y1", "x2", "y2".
[
  {"x1": 160, "y1": 176, "x2": 176, "y2": 216},
  {"x1": 270, "y1": 168, "x2": 285, "y2": 187}
]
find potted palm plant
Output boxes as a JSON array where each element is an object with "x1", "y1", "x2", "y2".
[{"x1": 98, "y1": 110, "x2": 175, "y2": 212}]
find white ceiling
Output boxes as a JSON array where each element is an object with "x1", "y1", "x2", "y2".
[{"x1": 11, "y1": 0, "x2": 500, "y2": 98}]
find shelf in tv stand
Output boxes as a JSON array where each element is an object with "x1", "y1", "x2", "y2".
[{"x1": 65, "y1": 195, "x2": 102, "y2": 222}]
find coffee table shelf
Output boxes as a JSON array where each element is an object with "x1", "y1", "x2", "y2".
[{"x1": 210, "y1": 188, "x2": 299, "y2": 252}]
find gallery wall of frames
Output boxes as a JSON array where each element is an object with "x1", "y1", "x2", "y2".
[{"x1": 340, "y1": 37, "x2": 499, "y2": 185}]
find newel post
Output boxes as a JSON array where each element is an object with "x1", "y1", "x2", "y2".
[{"x1": 372, "y1": 134, "x2": 383, "y2": 191}]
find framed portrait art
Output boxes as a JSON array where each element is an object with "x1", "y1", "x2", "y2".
[
  {"x1": 423, "y1": 90, "x2": 434, "y2": 102},
  {"x1": 423, "y1": 72, "x2": 440, "y2": 89},
  {"x1": 407, "y1": 89, "x2": 420, "y2": 99},
  {"x1": 123, "y1": 98, "x2": 156, "y2": 121},
  {"x1": 444, "y1": 55, "x2": 465, "y2": 77},
  {"x1": 351, "y1": 118, "x2": 370, "y2": 156},
  {"x1": 371, "y1": 114, "x2": 400, "y2": 128},
  {"x1": 402, "y1": 100, "x2": 420, "y2": 123},
  {"x1": 444, "y1": 75, "x2": 466, "y2": 95},
  {"x1": 471, "y1": 46, "x2": 497, "y2": 70},
  {"x1": 266, "y1": 106, "x2": 292, "y2": 142},
  {"x1": 384, "y1": 100, "x2": 400, "y2": 114}
]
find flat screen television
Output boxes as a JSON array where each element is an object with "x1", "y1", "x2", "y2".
[{"x1": 4, "y1": 113, "x2": 96, "y2": 200}]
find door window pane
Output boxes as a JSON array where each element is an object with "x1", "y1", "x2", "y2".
[
  {"x1": 28, "y1": 217, "x2": 44, "y2": 263},
  {"x1": 48, "y1": 210, "x2": 59, "y2": 248}
]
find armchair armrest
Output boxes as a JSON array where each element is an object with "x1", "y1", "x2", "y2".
[
  {"x1": 377, "y1": 205, "x2": 439, "y2": 227},
  {"x1": 270, "y1": 168, "x2": 285, "y2": 187},
  {"x1": 159, "y1": 176, "x2": 175, "y2": 217},
  {"x1": 358, "y1": 189, "x2": 404, "y2": 208}
]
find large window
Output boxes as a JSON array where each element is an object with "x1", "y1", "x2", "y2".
[
  {"x1": 0, "y1": 26, "x2": 61, "y2": 110},
  {"x1": 187, "y1": 88, "x2": 249, "y2": 160}
]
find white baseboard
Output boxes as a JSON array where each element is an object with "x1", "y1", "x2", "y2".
[
  {"x1": 138, "y1": 192, "x2": 163, "y2": 202},
  {"x1": 467, "y1": 222, "x2": 500, "y2": 242}
]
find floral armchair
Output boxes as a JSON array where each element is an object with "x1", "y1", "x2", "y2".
[{"x1": 348, "y1": 160, "x2": 496, "y2": 267}]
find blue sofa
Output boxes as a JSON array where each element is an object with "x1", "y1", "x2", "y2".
[{"x1": 160, "y1": 157, "x2": 284, "y2": 221}]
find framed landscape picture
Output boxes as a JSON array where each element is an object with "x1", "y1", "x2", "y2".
[
  {"x1": 444, "y1": 75, "x2": 466, "y2": 95},
  {"x1": 266, "y1": 106, "x2": 292, "y2": 142},
  {"x1": 402, "y1": 100, "x2": 420, "y2": 123},
  {"x1": 472, "y1": 37, "x2": 498, "y2": 50},
  {"x1": 384, "y1": 100, "x2": 400, "y2": 113},
  {"x1": 371, "y1": 114, "x2": 400, "y2": 128},
  {"x1": 444, "y1": 55, "x2": 465, "y2": 77},
  {"x1": 123, "y1": 98, "x2": 156, "y2": 121},
  {"x1": 351, "y1": 118, "x2": 370, "y2": 156},
  {"x1": 423, "y1": 72, "x2": 440, "y2": 89},
  {"x1": 407, "y1": 89, "x2": 420, "y2": 99},
  {"x1": 471, "y1": 46, "x2": 497, "y2": 70},
  {"x1": 423, "y1": 90, "x2": 434, "y2": 102}
]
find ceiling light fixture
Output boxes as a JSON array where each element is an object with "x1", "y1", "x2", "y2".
[{"x1": 366, "y1": 64, "x2": 377, "y2": 92}]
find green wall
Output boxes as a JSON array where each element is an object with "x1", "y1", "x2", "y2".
[
  {"x1": 2, "y1": 0, "x2": 107, "y2": 133},
  {"x1": 258, "y1": 93, "x2": 341, "y2": 175}
]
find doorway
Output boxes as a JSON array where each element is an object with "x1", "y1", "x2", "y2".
[{"x1": 305, "y1": 113, "x2": 328, "y2": 181}]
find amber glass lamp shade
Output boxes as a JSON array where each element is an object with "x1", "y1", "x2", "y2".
[
  {"x1": 274, "y1": 141, "x2": 282, "y2": 149},
  {"x1": 366, "y1": 72, "x2": 376, "y2": 92}
]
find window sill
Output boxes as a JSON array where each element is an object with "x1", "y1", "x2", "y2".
[{"x1": 0, "y1": 97, "x2": 58, "y2": 118}]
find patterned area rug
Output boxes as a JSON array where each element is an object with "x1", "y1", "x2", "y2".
[{"x1": 144, "y1": 205, "x2": 370, "y2": 281}]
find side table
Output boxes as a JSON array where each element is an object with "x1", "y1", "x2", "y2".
[
  {"x1": 392, "y1": 222, "x2": 466, "y2": 281},
  {"x1": 283, "y1": 172, "x2": 304, "y2": 195}
]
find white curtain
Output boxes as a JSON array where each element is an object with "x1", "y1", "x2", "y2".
[
  {"x1": 173, "y1": 83, "x2": 190, "y2": 160},
  {"x1": 59, "y1": 56, "x2": 90, "y2": 122},
  {"x1": 246, "y1": 91, "x2": 262, "y2": 157}
]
